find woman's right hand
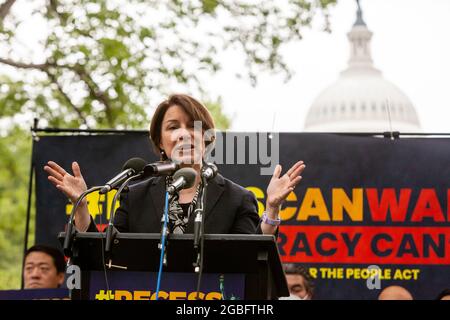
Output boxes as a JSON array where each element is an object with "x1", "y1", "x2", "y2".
[
  {"x1": 44, "y1": 161, "x2": 88, "y2": 204},
  {"x1": 44, "y1": 161, "x2": 91, "y2": 232}
]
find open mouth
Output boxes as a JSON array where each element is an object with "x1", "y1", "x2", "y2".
[{"x1": 175, "y1": 143, "x2": 195, "y2": 152}]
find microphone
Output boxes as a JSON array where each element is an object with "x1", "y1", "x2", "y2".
[
  {"x1": 201, "y1": 163, "x2": 218, "y2": 181},
  {"x1": 167, "y1": 168, "x2": 197, "y2": 195},
  {"x1": 143, "y1": 161, "x2": 179, "y2": 177},
  {"x1": 99, "y1": 157, "x2": 146, "y2": 194}
]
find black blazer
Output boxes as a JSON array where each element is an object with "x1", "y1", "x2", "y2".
[{"x1": 87, "y1": 173, "x2": 262, "y2": 234}]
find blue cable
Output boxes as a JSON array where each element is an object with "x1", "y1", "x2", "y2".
[{"x1": 155, "y1": 191, "x2": 169, "y2": 301}]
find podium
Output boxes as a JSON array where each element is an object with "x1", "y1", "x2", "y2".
[{"x1": 58, "y1": 232, "x2": 289, "y2": 300}]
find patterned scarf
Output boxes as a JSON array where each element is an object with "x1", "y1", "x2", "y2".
[{"x1": 165, "y1": 176, "x2": 202, "y2": 234}]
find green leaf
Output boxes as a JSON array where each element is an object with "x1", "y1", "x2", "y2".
[
  {"x1": 202, "y1": 0, "x2": 219, "y2": 14},
  {"x1": 139, "y1": 27, "x2": 154, "y2": 40},
  {"x1": 99, "y1": 38, "x2": 131, "y2": 60}
]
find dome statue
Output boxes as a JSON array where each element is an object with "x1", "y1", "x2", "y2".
[{"x1": 304, "y1": 0, "x2": 421, "y2": 132}]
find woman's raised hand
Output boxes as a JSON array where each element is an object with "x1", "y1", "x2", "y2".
[
  {"x1": 266, "y1": 160, "x2": 306, "y2": 210},
  {"x1": 44, "y1": 161, "x2": 87, "y2": 204}
]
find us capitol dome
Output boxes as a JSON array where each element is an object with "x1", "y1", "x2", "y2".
[{"x1": 304, "y1": 2, "x2": 421, "y2": 132}]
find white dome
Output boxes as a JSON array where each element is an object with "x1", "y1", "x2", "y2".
[
  {"x1": 304, "y1": 3, "x2": 421, "y2": 132},
  {"x1": 304, "y1": 71, "x2": 421, "y2": 132}
]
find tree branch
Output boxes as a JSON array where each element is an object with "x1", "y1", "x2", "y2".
[
  {"x1": 0, "y1": 57, "x2": 90, "y2": 127},
  {"x1": 0, "y1": 0, "x2": 16, "y2": 21},
  {"x1": 0, "y1": 57, "x2": 113, "y2": 127},
  {"x1": 45, "y1": 70, "x2": 89, "y2": 127},
  {"x1": 72, "y1": 64, "x2": 114, "y2": 127},
  {"x1": 0, "y1": 57, "x2": 51, "y2": 70}
]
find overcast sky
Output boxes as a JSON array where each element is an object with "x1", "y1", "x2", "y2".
[{"x1": 204, "y1": 0, "x2": 450, "y2": 133}]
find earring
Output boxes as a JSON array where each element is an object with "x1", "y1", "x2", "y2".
[{"x1": 160, "y1": 150, "x2": 166, "y2": 157}]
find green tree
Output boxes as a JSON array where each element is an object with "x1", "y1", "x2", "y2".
[
  {"x1": 0, "y1": 126, "x2": 34, "y2": 289},
  {"x1": 204, "y1": 97, "x2": 230, "y2": 131},
  {"x1": 0, "y1": 0, "x2": 336, "y2": 129}
]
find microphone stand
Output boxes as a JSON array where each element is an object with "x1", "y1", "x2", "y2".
[
  {"x1": 63, "y1": 186, "x2": 103, "y2": 261},
  {"x1": 193, "y1": 177, "x2": 207, "y2": 268},
  {"x1": 155, "y1": 190, "x2": 172, "y2": 300},
  {"x1": 104, "y1": 173, "x2": 142, "y2": 267},
  {"x1": 194, "y1": 176, "x2": 208, "y2": 298},
  {"x1": 156, "y1": 168, "x2": 197, "y2": 299},
  {"x1": 158, "y1": 191, "x2": 176, "y2": 267}
]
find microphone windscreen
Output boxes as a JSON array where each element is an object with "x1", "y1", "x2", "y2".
[
  {"x1": 202, "y1": 163, "x2": 218, "y2": 179},
  {"x1": 173, "y1": 167, "x2": 197, "y2": 188},
  {"x1": 122, "y1": 157, "x2": 147, "y2": 173}
]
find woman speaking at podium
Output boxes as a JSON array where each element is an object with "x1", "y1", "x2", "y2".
[{"x1": 44, "y1": 94, "x2": 305, "y2": 236}]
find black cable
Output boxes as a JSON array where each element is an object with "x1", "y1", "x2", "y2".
[
  {"x1": 63, "y1": 186, "x2": 102, "y2": 257},
  {"x1": 21, "y1": 151, "x2": 35, "y2": 289},
  {"x1": 98, "y1": 199, "x2": 111, "y2": 299},
  {"x1": 32, "y1": 128, "x2": 148, "y2": 134},
  {"x1": 30, "y1": 127, "x2": 450, "y2": 137}
]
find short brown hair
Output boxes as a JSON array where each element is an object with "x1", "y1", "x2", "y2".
[{"x1": 149, "y1": 94, "x2": 216, "y2": 160}]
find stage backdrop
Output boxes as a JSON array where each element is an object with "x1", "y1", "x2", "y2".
[{"x1": 32, "y1": 132, "x2": 450, "y2": 299}]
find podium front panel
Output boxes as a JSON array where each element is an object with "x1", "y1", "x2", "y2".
[
  {"x1": 59, "y1": 232, "x2": 288, "y2": 299},
  {"x1": 86, "y1": 271, "x2": 244, "y2": 300}
]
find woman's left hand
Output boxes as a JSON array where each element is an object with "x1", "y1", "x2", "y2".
[{"x1": 266, "y1": 160, "x2": 306, "y2": 213}]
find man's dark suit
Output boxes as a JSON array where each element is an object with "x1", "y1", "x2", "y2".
[{"x1": 87, "y1": 173, "x2": 262, "y2": 234}]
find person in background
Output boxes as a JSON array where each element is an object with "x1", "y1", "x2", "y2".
[
  {"x1": 435, "y1": 288, "x2": 450, "y2": 300},
  {"x1": 23, "y1": 245, "x2": 65, "y2": 289},
  {"x1": 377, "y1": 285, "x2": 413, "y2": 300},
  {"x1": 282, "y1": 263, "x2": 315, "y2": 300}
]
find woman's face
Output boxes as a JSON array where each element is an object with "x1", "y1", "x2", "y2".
[{"x1": 159, "y1": 105, "x2": 205, "y2": 166}]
